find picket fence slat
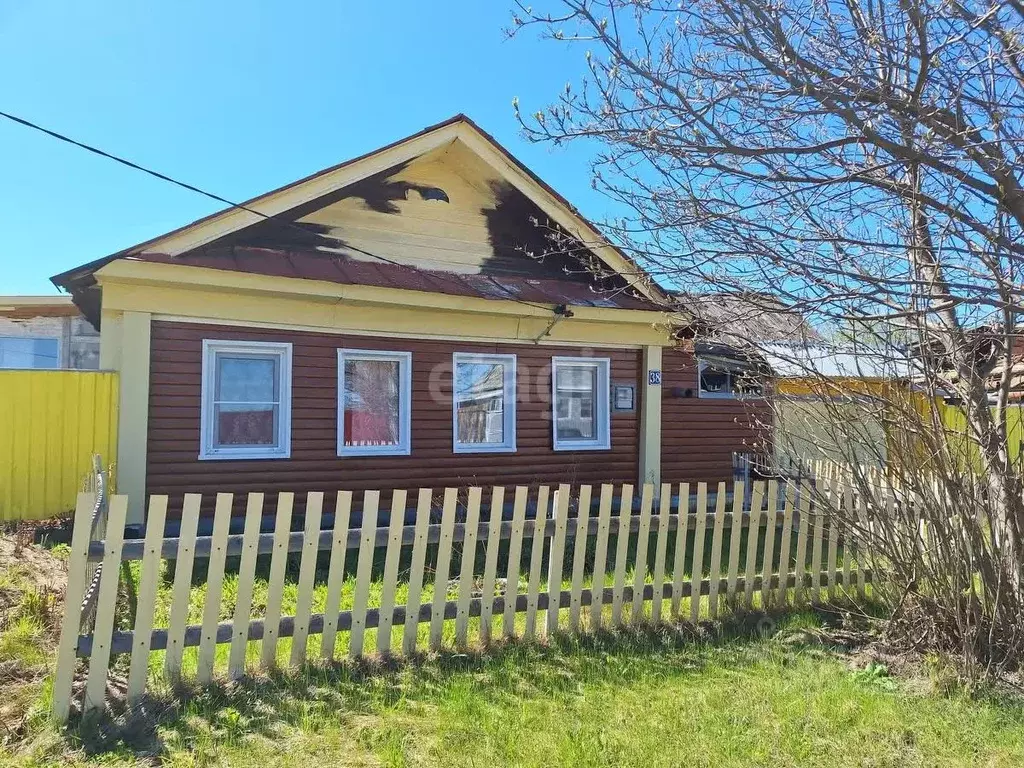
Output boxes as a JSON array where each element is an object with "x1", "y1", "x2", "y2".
[
  {"x1": 378, "y1": 490, "x2": 408, "y2": 654},
  {"x1": 455, "y1": 487, "x2": 482, "y2": 648},
  {"x1": 128, "y1": 495, "x2": 168, "y2": 700},
  {"x1": 524, "y1": 486, "x2": 550, "y2": 640},
  {"x1": 761, "y1": 480, "x2": 779, "y2": 608},
  {"x1": 479, "y1": 486, "x2": 505, "y2": 645},
  {"x1": 651, "y1": 484, "x2": 670, "y2": 623},
  {"x1": 630, "y1": 484, "x2": 654, "y2": 623},
  {"x1": 726, "y1": 481, "x2": 744, "y2": 608},
  {"x1": 671, "y1": 483, "x2": 690, "y2": 619},
  {"x1": 430, "y1": 488, "x2": 458, "y2": 649},
  {"x1": 166, "y1": 493, "x2": 201, "y2": 681},
  {"x1": 707, "y1": 482, "x2": 727, "y2": 619},
  {"x1": 54, "y1": 475, "x2": 879, "y2": 722},
  {"x1": 568, "y1": 484, "x2": 592, "y2": 632},
  {"x1": 351, "y1": 490, "x2": 381, "y2": 657},
  {"x1": 590, "y1": 484, "x2": 614, "y2": 629},
  {"x1": 321, "y1": 491, "x2": 353, "y2": 661},
  {"x1": 547, "y1": 484, "x2": 571, "y2": 634},
  {"x1": 52, "y1": 493, "x2": 97, "y2": 722},
  {"x1": 291, "y1": 492, "x2": 324, "y2": 666},
  {"x1": 401, "y1": 489, "x2": 431, "y2": 655},
  {"x1": 842, "y1": 481, "x2": 853, "y2": 592},
  {"x1": 744, "y1": 482, "x2": 765, "y2": 607},
  {"x1": 83, "y1": 494, "x2": 128, "y2": 713},
  {"x1": 827, "y1": 516, "x2": 840, "y2": 602},
  {"x1": 261, "y1": 492, "x2": 294, "y2": 668},
  {"x1": 228, "y1": 493, "x2": 264, "y2": 678},
  {"x1": 690, "y1": 483, "x2": 708, "y2": 622},
  {"x1": 811, "y1": 495, "x2": 825, "y2": 605},
  {"x1": 197, "y1": 493, "x2": 232, "y2": 683},
  {"x1": 856, "y1": 488, "x2": 868, "y2": 598},
  {"x1": 611, "y1": 484, "x2": 634, "y2": 627},
  {"x1": 502, "y1": 486, "x2": 528, "y2": 638},
  {"x1": 795, "y1": 482, "x2": 811, "y2": 605},
  {"x1": 776, "y1": 485, "x2": 795, "y2": 607}
]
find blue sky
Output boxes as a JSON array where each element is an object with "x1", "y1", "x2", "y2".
[{"x1": 0, "y1": 1, "x2": 604, "y2": 294}]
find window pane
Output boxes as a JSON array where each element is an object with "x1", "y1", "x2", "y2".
[
  {"x1": 456, "y1": 361, "x2": 506, "y2": 444},
  {"x1": 732, "y1": 372, "x2": 763, "y2": 396},
  {"x1": 216, "y1": 355, "x2": 278, "y2": 403},
  {"x1": 555, "y1": 364, "x2": 597, "y2": 440},
  {"x1": 700, "y1": 366, "x2": 730, "y2": 394},
  {"x1": 344, "y1": 358, "x2": 401, "y2": 447},
  {"x1": 0, "y1": 337, "x2": 59, "y2": 369},
  {"x1": 215, "y1": 402, "x2": 278, "y2": 446}
]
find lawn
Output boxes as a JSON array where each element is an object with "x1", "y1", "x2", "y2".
[{"x1": 6, "y1": 612, "x2": 1024, "y2": 767}]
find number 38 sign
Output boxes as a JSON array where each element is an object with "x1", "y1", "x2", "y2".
[{"x1": 648, "y1": 370, "x2": 662, "y2": 386}]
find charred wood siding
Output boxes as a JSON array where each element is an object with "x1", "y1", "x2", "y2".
[
  {"x1": 147, "y1": 321, "x2": 640, "y2": 515},
  {"x1": 660, "y1": 348, "x2": 771, "y2": 483}
]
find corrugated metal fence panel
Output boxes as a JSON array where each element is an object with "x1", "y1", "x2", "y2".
[{"x1": 0, "y1": 370, "x2": 118, "y2": 521}]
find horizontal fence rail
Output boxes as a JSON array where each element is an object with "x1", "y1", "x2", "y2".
[{"x1": 53, "y1": 479, "x2": 875, "y2": 722}]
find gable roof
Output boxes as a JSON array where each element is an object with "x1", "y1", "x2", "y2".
[{"x1": 52, "y1": 115, "x2": 665, "y2": 310}]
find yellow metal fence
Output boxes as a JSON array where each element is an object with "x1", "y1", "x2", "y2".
[{"x1": 0, "y1": 370, "x2": 118, "y2": 522}]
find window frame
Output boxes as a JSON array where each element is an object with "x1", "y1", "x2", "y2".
[
  {"x1": 337, "y1": 348, "x2": 413, "y2": 457},
  {"x1": 452, "y1": 352, "x2": 517, "y2": 454},
  {"x1": 199, "y1": 339, "x2": 292, "y2": 461},
  {"x1": 551, "y1": 356, "x2": 611, "y2": 451},
  {"x1": 697, "y1": 359, "x2": 764, "y2": 399},
  {"x1": 0, "y1": 335, "x2": 61, "y2": 370}
]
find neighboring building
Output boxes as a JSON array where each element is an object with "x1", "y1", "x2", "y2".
[
  {"x1": 761, "y1": 342, "x2": 915, "y2": 468},
  {"x1": 52, "y1": 115, "x2": 766, "y2": 524},
  {"x1": 0, "y1": 296, "x2": 99, "y2": 370}
]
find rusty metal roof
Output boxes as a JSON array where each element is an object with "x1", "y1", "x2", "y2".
[{"x1": 130, "y1": 248, "x2": 661, "y2": 311}]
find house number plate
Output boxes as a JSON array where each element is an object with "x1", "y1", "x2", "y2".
[{"x1": 648, "y1": 370, "x2": 662, "y2": 385}]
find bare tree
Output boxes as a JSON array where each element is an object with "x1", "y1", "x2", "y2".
[{"x1": 511, "y1": 0, "x2": 1024, "y2": 676}]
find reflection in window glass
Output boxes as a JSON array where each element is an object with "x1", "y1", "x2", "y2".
[
  {"x1": 0, "y1": 337, "x2": 59, "y2": 369},
  {"x1": 699, "y1": 365, "x2": 730, "y2": 395},
  {"x1": 200, "y1": 340, "x2": 291, "y2": 460},
  {"x1": 554, "y1": 364, "x2": 597, "y2": 441},
  {"x1": 213, "y1": 355, "x2": 280, "y2": 447},
  {"x1": 699, "y1": 360, "x2": 764, "y2": 398},
  {"x1": 343, "y1": 357, "x2": 401, "y2": 447},
  {"x1": 454, "y1": 355, "x2": 515, "y2": 451}
]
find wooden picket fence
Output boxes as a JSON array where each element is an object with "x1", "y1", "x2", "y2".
[{"x1": 52, "y1": 479, "x2": 873, "y2": 722}]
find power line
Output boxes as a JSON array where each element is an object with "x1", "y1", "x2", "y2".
[{"x1": 0, "y1": 109, "x2": 554, "y2": 312}]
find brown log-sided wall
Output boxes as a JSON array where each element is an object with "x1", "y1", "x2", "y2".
[
  {"x1": 660, "y1": 347, "x2": 772, "y2": 484},
  {"x1": 147, "y1": 321, "x2": 641, "y2": 516}
]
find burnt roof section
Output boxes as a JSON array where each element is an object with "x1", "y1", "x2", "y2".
[{"x1": 124, "y1": 248, "x2": 660, "y2": 310}]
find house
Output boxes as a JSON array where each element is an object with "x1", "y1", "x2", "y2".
[
  {"x1": 51, "y1": 115, "x2": 767, "y2": 524},
  {"x1": 0, "y1": 296, "x2": 99, "y2": 370}
]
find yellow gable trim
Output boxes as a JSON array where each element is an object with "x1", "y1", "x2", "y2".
[{"x1": 98, "y1": 260, "x2": 674, "y2": 348}]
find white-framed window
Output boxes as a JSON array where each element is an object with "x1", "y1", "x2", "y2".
[
  {"x1": 698, "y1": 358, "x2": 764, "y2": 399},
  {"x1": 0, "y1": 336, "x2": 60, "y2": 369},
  {"x1": 551, "y1": 356, "x2": 611, "y2": 451},
  {"x1": 200, "y1": 340, "x2": 292, "y2": 460},
  {"x1": 453, "y1": 352, "x2": 516, "y2": 453},
  {"x1": 337, "y1": 349, "x2": 412, "y2": 456}
]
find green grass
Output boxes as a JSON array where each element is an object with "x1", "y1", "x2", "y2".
[{"x1": 6, "y1": 613, "x2": 1024, "y2": 767}]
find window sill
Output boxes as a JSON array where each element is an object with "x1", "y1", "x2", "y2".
[
  {"x1": 553, "y1": 441, "x2": 612, "y2": 452},
  {"x1": 198, "y1": 448, "x2": 291, "y2": 461},
  {"x1": 453, "y1": 444, "x2": 517, "y2": 454},
  {"x1": 698, "y1": 392, "x2": 765, "y2": 400},
  {"x1": 338, "y1": 446, "x2": 412, "y2": 458}
]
